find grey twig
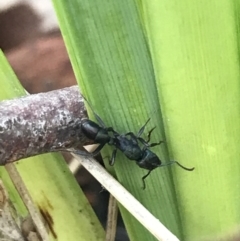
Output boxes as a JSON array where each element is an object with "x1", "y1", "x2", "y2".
[{"x1": 0, "y1": 85, "x2": 91, "y2": 164}]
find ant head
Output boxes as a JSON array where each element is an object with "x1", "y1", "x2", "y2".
[{"x1": 137, "y1": 149, "x2": 161, "y2": 171}]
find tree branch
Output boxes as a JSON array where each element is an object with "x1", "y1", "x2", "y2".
[{"x1": 0, "y1": 85, "x2": 91, "y2": 164}]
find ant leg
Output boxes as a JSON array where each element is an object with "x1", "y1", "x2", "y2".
[
  {"x1": 141, "y1": 170, "x2": 152, "y2": 190},
  {"x1": 136, "y1": 126, "x2": 155, "y2": 145},
  {"x1": 66, "y1": 149, "x2": 91, "y2": 156},
  {"x1": 72, "y1": 142, "x2": 105, "y2": 157},
  {"x1": 94, "y1": 113, "x2": 107, "y2": 129},
  {"x1": 125, "y1": 132, "x2": 136, "y2": 138},
  {"x1": 82, "y1": 95, "x2": 107, "y2": 128},
  {"x1": 136, "y1": 118, "x2": 151, "y2": 137},
  {"x1": 137, "y1": 136, "x2": 164, "y2": 148},
  {"x1": 106, "y1": 127, "x2": 118, "y2": 135},
  {"x1": 148, "y1": 140, "x2": 164, "y2": 148},
  {"x1": 139, "y1": 126, "x2": 161, "y2": 144},
  {"x1": 109, "y1": 149, "x2": 117, "y2": 166},
  {"x1": 160, "y1": 161, "x2": 195, "y2": 171},
  {"x1": 137, "y1": 125, "x2": 164, "y2": 148},
  {"x1": 124, "y1": 118, "x2": 151, "y2": 139},
  {"x1": 145, "y1": 127, "x2": 156, "y2": 143}
]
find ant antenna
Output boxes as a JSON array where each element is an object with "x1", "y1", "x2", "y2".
[
  {"x1": 175, "y1": 161, "x2": 195, "y2": 171},
  {"x1": 141, "y1": 161, "x2": 194, "y2": 190},
  {"x1": 160, "y1": 161, "x2": 194, "y2": 171},
  {"x1": 141, "y1": 170, "x2": 152, "y2": 190},
  {"x1": 81, "y1": 95, "x2": 106, "y2": 128},
  {"x1": 137, "y1": 118, "x2": 151, "y2": 137}
]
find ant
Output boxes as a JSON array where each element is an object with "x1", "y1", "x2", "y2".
[{"x1": 74, "y1": 96, "x2": 194, "y2": 189}]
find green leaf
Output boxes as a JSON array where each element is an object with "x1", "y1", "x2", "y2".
[
  {"x1": 53, "y1": 0, "x2": 181, "y2": 240},
  {"x1": 144, "y1": 1, "x2": 240, "y2": 239},
  {"x1": 0, "y1": 50, "x2": 105, "y2": 241},
  {"x1": 53, "y1": 0, "x2": 240, "y2": 240}
]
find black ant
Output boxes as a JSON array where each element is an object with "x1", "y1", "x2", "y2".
[{"x1": 74, "y1": 97, "x2": 194, "y2": 189}]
